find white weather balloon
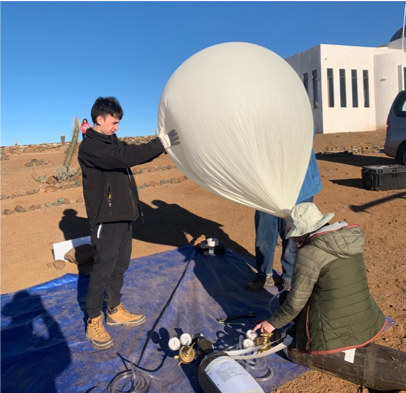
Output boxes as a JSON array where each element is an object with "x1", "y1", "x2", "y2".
[{"x1": 158, "y1": 42, "x2": 313, "y2": 218}]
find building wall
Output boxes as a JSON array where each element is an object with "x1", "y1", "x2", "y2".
[
  {"x1": 285, "y1": 46, "x2": 322, "y2": 133},
  {"x1": 286, "y1": 42, "x2": 406, "y2": 134},
  {"x1": 319, "y1": 45, "x2": 385, "y2": 133},
  {"x1": 374, "y1": 51, "x2": 406, "y2": 129}
]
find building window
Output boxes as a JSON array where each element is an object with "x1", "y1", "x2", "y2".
[
  {"x1": 312, "y1": 70, "x2": 319, "y2": 109},
  {"x1": 339, "y1": 69, "x2": 346, "y2": 108},
  {"x1": 327, "y1": 68, "x2": 334, "y2": 107},
  {"x1": 351, "y1": 69, "x2": 358, "y2": 108},
  {"x1": 363, "y1": 70, "x2": 370, "y2": 108},
  {"x1": 303, "y1": 73, "x2": 308, "y2": 93}
]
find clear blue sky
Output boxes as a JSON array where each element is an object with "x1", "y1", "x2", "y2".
[{"x1": 1, "y1": 1, "x2": 403, "y2": 147}]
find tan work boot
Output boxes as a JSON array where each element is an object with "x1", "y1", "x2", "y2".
[
  {"x1": 86, "y1": 314, "x2": 113, "y2": 350},
  {"x1": 106, "y1": 303, "x2": 146, "y2": 326}
]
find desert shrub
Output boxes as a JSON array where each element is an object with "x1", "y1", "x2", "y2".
[{"x1": 54, "y1": 165, "x2": 77, "y2": 182}]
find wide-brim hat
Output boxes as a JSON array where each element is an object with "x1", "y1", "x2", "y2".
[{"x1": 286, "y1": 202, "x2": 334, "y2": 239}]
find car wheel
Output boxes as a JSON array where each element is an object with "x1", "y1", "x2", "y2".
[{"x1": 396, "y1": 144, "x2": 406, "y2": 166}]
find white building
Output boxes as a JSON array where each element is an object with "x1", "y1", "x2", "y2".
[{"x1": 285, "y1": 27, "x2": 406, "y2": 134}]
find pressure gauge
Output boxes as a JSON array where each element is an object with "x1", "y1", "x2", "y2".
[
  {"x1": 246, "y1": 329, "x2": 258, "y2": 341},
  {"x1": 168, "y1": 337, "x2": 181, "y2": 351},
  {"x1": 243, "y1": 339, "x2": 255, "y2": 349},
  {"x1": 180, "y1": 333, "x2": 192, "y2": 346}
]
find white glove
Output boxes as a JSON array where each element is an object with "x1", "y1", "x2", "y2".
[{"x1": 158, "y1": 128, "x2": 180, "y2": 150}]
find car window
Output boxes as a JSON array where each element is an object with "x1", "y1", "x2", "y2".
[{"x1": 394, "y1": 92, "x2": 406, "y2": 117}]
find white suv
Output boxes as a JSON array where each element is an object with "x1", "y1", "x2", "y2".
[{"x1": 384, "y1": 90, "x2": 406, "y2": 165}]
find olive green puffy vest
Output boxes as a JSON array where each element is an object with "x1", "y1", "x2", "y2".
[{"x1": 294, "y1": 253, "x2": 386, "y2": 353}]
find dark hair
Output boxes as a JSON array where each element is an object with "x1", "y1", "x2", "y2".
[
  {"x1": 82, "y1": 118, "x2": 88, "y2": 124},
  {"x1": 91, "y1": 97, "x2": 124, "y2": 124}
]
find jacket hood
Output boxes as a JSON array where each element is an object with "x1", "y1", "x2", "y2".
[{"x1": 307, "y1": 223, "x2": 364, "y2": 258}]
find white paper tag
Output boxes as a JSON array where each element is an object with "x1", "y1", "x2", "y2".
[{"x1": 342, "y1": 348, "x2": 356, "y2": 363}]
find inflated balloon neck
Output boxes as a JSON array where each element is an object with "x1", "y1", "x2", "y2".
[{"x1": 281, "y1": 209, "x2": 291, "y2": 218}]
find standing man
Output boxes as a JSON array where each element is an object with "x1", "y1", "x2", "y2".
[
  {"x1": 245, "y1": 150, "x2": 321, "y2": 291},
  {"x1": 78, "y1": 96, "x2": 179, "y2": 349}
]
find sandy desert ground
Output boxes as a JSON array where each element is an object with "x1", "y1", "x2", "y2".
[{"x1": 1, "y1": 130, "x2": 405, "y2": 393}]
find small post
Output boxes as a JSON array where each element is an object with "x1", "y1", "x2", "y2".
[{"x1": 61, "y1": 135, "x2": 65, "y2": 144}]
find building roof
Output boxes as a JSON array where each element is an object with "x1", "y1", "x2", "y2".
[{"x1": 390, "y1": 26, "x2": 406, "y2": 42}]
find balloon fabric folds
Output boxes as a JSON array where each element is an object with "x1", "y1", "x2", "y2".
[{"x1": 158, "y1": 42, "x2": 314, "y2": 218}]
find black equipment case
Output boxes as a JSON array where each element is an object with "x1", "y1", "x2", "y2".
[{"x1": 361, "y1": 164, "x2": 406, "y2": 190}]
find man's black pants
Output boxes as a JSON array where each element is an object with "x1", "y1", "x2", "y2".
[{"x1": 86, "y1": 221, "x2": 132, "y2": 319}]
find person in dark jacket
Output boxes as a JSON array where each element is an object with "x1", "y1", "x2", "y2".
[
  {"x1": 78, "y1": 96, "x2": 179, "y2": 350},
  {"x1": 254, "y1": 202, "x2": 386, "y2": 354}
]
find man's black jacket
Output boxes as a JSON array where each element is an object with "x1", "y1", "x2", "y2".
[{"x1": 78, "y1": 128, "x2": 165, "y2": 228}]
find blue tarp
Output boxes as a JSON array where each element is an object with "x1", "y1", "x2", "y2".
[{"x1": 1, "y1": 246, "x2": 393, "y2": 393}]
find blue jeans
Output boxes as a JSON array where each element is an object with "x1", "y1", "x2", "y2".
[{"x1": 254, "y1": 197, "x2": 313, "y2": 281}]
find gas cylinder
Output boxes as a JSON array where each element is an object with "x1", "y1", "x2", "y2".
[{"x1": 198, "y1": 352, "x2": 265, "y2": 393}]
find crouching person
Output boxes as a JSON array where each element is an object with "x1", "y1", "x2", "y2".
[{"x1": 254, "y1": 202, "x2": 386, "y2": 354}]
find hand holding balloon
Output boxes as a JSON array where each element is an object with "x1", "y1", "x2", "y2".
[{"x1": 158, "y1": 128, "x2": 180, "y2": 150}]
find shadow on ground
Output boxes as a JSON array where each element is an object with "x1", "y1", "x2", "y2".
[
  {"x1": 59, "y1": 209, "x2": 91, "y2": 240},
  {"x1": 132, "y1": 200, "x2": 253, "y2": 259},
  {"x1": 315, "y1": 152, "x2": 396, "y2": 168},
  {"x1": 349, "y1": 191, "x2": 406, "y2": 212}
]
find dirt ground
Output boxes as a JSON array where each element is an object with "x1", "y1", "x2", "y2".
[{"x1": 1, "y1": 130, "x2": 405, "y2": 393}]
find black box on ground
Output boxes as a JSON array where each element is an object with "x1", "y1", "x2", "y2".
[{"x1": 361, "y1": 164, "x2": 406, "y2": 190}]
